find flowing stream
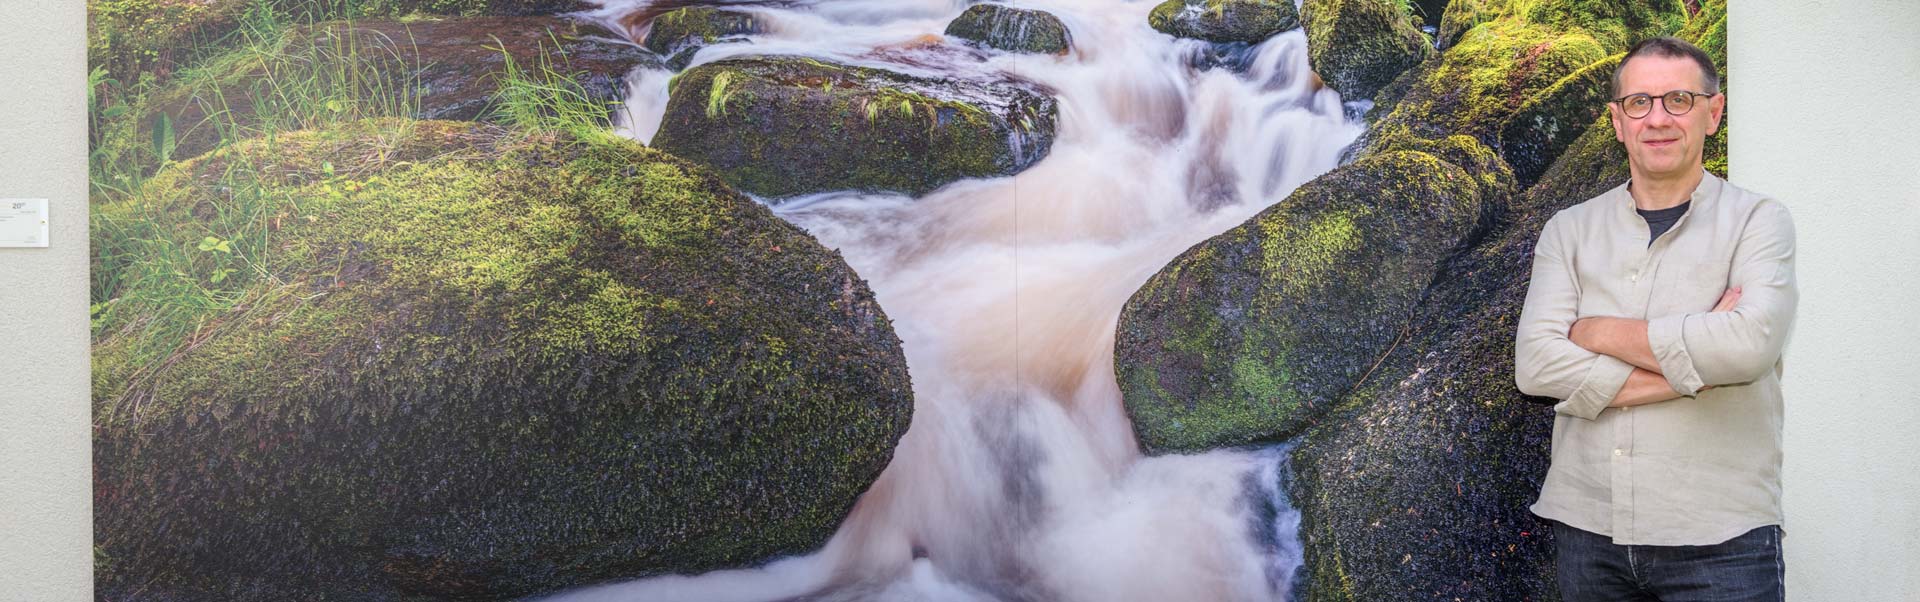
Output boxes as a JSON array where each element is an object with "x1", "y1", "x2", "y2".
[{"x1": 550, "y1": 1, "x2": 1363, "y2": 600}]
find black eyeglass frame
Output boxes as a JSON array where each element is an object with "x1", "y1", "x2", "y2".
[{"x1": 1610, "y1": 90, "x2": 1719, "y2": 119}]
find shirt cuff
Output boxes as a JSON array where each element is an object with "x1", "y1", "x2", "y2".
[
  {"x1": 1647, "y1": 313, "x2": 1705, "y2": 397},
  {"x1": 1553, "y1": 353, "x2": 1635, "y2": 420}
]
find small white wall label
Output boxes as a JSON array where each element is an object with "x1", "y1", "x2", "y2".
[{"x1": 0, "y1": 198, "x2": 49, "y2": 248}]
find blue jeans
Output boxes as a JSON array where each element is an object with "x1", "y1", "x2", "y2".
[{"x1": 1552, "y1": 519, "x2": 1785, "y2": 602}]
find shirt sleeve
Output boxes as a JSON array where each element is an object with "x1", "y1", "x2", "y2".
[
  {"x1": 1645, "y1": 200, "x2": 1798, "y2": 395},
  {"x1": 1515, "y1": 212, "x2": 1636, "y2": 420}
]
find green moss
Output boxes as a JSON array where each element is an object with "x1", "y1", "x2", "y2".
[
  {"x1": 1436, "y1": 0, "x2": 1510, "y2": 48},
  {"x1": 1260, "y1": 206, "x2": 1368, "y2": 298},
  {"x1": 1412, "y1": 21, "x2": 1604, "y2": 135},
  {"x1": 1498, "y1": 51, "x2": 1622, "y2": 185}
]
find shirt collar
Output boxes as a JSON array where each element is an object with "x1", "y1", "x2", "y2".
[{"x1": 1616, "y1": 168, "x2": 1722, "y2": 223}]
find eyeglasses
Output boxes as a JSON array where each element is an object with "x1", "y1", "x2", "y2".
[{"x1": 1612, "y1": 90, "x2": 1717, "y2": 119}]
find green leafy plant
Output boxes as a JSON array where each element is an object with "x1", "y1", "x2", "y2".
[{"x1": 486, "y1": 32, "x2": 622, "y2": 141}]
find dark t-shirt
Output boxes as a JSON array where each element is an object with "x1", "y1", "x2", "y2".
[{"x1": 1638, "y1": 200, "x2": 1690, "y2": 247}]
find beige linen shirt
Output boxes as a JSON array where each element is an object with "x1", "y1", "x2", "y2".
[{"x1": 1515, "y1": 170, "x2": 1798, "y2": 546}]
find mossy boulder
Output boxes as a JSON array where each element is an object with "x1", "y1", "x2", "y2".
[
  {"x1": 1299, "y1": 0, "x2": 1433, "y2": 102},
  {"x1": 945, "y1": 3, "x2": 1073, "y2": 55},
  {"x1": 1284, "y1": 4, "x2": 1726, "y2": 600},
  {"x1": 638, "y1": 7, "x2": 765, "y2": 71},
  {"x1": 140, "y1": 16, "x2": 656, "y2": 172},
  {"x1": 1497, "y1": 52, "x2": 1622, "y2": 187},
  {"x1": 651, "y1": 55, "x2": 1059, "y2": 200},
  {"x1": 91, "y1": 120, "x2": 913, "y2": 601},
  {"x1": 1116, "y1": 148, "x2": 1490, "y2": 454},
  {"x1": 1148, "y1": 0, "x2": 1301, "y2": 45}
]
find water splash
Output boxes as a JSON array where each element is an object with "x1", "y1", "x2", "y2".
[{"x1": 547, "y1": 1, "x2": 1361, "y2": 600}]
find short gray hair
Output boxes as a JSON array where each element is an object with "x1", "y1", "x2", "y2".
[{"x1": 1612, "y1": 36, "x2": 1721, "y2": 98}]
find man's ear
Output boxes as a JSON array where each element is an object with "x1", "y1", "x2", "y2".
[
  {"x1": 1707, "y1": 93, "x2": 1726, "y2": 136},
  {"x1": 1609, "y1": 103, "x2": 1625, "y2": 143}
]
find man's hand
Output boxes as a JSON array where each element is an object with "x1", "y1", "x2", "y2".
[{"x1": 1711, "y1": 286, "x2": 1744, "y2": 313}]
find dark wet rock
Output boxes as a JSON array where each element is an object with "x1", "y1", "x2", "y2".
[
  {"x1": 91, "y1": 120, "x2": 913, "y2": 601},
  {"x1": 142, "y1": 16, "x2": 657, "y2": 169},
  {"x1": 1150, "y1": 0, "x2": 1302, "y2": 45},
  {"x1": 1299, "y1": 0, "x2": 1433, "y2": 102},
  {"x1": 945, "y1": 3, "x2": 1073, "y2": 55},
  {"x1": 652, "y1": 54, "x2": 1059, "y2": 199},
  {"x1": 638, "y1": 6, "x2": 764, "y2": 70},
  {"x1": 1116, "y1": 147, "x2": 1491, "y2": 453}
]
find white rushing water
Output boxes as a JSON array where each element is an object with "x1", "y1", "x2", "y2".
[{"x1": 557, "y1": 1, "x2": 1361, "y2": 600}]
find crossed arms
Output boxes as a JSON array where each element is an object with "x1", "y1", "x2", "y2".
[{"x1": 1512, "y1": 202, "x2": 1798, "y2": 420}]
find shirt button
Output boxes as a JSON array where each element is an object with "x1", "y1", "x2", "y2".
[
  {"x1": 1630, "y1": 272, "x2": 1639, "y2": 282},
  {"x1": 1614, "y1": 448, "x2": 1624, "y2": 457}
]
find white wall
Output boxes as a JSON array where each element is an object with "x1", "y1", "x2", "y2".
[
  {"x1": 0, "y1": 0, "x2": 92, "y2": 599},
  {"x1": 5, "y1": 1, "x2": 1917, "y2": 599},
  {"x1": 1736, "y1": 1, "x2": 1920, "y2": 599}
]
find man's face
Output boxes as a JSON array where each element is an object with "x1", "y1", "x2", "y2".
[{"x1": 1609, "y1": 54, "x2": 1726, "y2": 179}]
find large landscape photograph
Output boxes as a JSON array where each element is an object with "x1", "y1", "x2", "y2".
[{"x1": 87, "y1": 0, "x2": 1729, "y2": 599}]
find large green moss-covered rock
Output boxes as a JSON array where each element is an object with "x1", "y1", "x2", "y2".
[
  {"x1": 946, "y1": 3, "x2": 1073, "y2": 55},
  {"x1": 139, "y1": 16, "x2": 656, "y2": 173},
  {"x1": 1299, "y1": 0, "x2": 1433, "y2": 102},
  {"x1": 1116, "y1": 148, "x2": 1489, "y2": 453},
  {"x1": 639, "y1": 6, "x2": 765, "y2": 71},
  {"x1": 1284, "y1": 4, "x2": 1727, "y2": 600},
  {"x1": 91, "y1": 120, "x2": 913, "y2": 601},
  {"x1": 1149, "y1": 0, "x2": 1301, "y2": 45},
  {"x1": 651, "y1": 55, "x2": 1058, "y2": 200}
]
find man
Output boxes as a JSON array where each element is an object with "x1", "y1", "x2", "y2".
[{"x1": 1514, "y1": 36, "x2": 1797, "y2": 601}]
